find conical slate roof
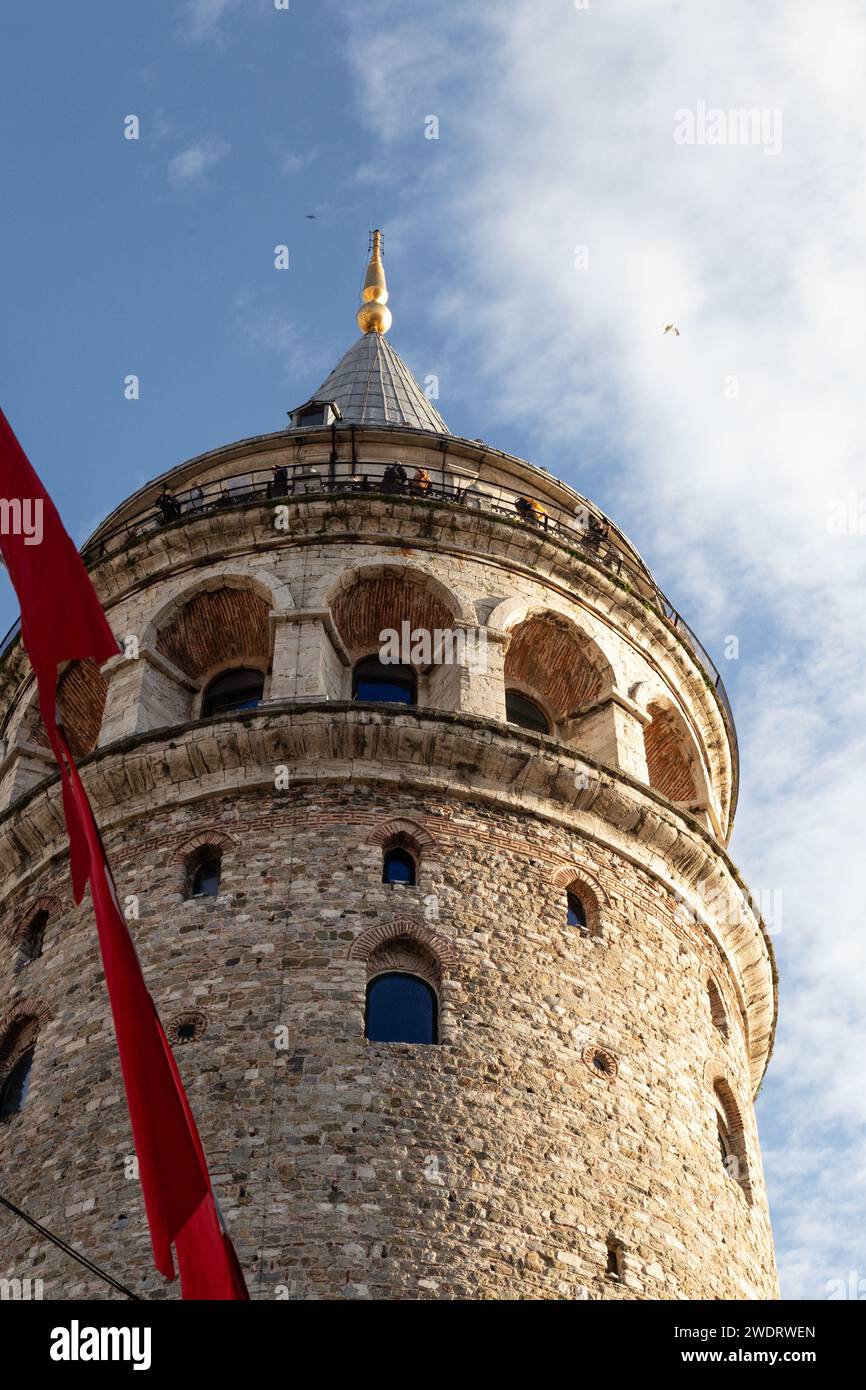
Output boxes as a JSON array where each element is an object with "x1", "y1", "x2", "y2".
[{"x1": 311, "y1": 332, "x2": 448, "y2": 433}]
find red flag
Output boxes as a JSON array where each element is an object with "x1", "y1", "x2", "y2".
[{"x1": 0, "y1": 408, "x2": 249, "y2": 1300}]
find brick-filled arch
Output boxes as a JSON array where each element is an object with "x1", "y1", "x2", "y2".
[
  {"x1": 330, "y1": 568, "x2": 461, "y2": 659},
  {"x1": 705, "y1": 1064, "x2": 753, "y2": 1203},
  {"x1": 504, "y1": 613, "x2": 609, "y2": 721},
  {"x1": 643, "y1": 701, "x2": 699, "y2": 802},
  {"x1": 706, "y1": 973, "x2": 730, "y2": 1039},
  {"x1": 29, "y1": 659, "x2": 108, "y2": 759},
  {"x1": 156, "y1": 587, "x2": 271, "y2": 680},
  {"x1": 366, "y1": 938, "x2": 442, "y2": 993}
]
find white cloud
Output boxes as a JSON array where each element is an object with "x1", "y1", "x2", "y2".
[
  {"x1": 279, "y1": 151, "x2": 311, "y2": 176},
  {"x1": 341, "y1": 0, "x2": 866, "y2": 1296},
  {"x1": 234, "y1": 293, "x2": 330, "y2": 382},
  {"x1": 167, "y1": 138, "x2": 229, "y2": 188},
  {"x1": 183, "y1": 0, "x2": 242, "y2": 43}
]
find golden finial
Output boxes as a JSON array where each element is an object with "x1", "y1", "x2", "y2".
[{"x1": 356, "y1": 229, "x2": 392, "y2": 335}]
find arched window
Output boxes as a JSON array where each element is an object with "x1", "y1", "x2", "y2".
[
  {"x1": 201, "y1": 668, "x2": 264, "y2": 719},
  {"x1": 365, "y1": 973, "x2": 438, "y2": 1044},
  {"x1": 717, "y1": 1113, "x2": 733, "y2": 1167},
  {"x1": 566, "y1": 891, "x2": 587, "y2": 933},
  {"x1": 191, "y1": 859, "x2": 220, "y2": 897},
  {"x1": 713, "y1": 1080, "x2": 751, "y2": 1200},
  {"x1": 505, "y1": 689, "x2": 549, "y2": 734},
  {"x1": 383, "y1": 847, "x2": 416, "y2": 885},
  {"x1": 383, "y1": 839, "x2": 417, "y2": 884},
  {"x1": 352, "y1": 656, "x2": 416, "y2": 705},
  {"x1": 707, "y1": 976, "x2": 729, "y2": 1039},
  {"x1": 0, "y1": 1046, "x2": 35, "y2": 1121},
  {"x1": 185, "y1": 845, "x2": 222, "y2": 899},
  {"x1": 17, "y1": 909, "x2": 49, "y2": 967}
]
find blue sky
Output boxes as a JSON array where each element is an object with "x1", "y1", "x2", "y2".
[{"x1": 2, "y1": 0, "x2": 865, "y2": 1299}]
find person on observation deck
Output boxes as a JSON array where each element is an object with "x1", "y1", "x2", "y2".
[
  {"x1": 515, "y1": 495, "x2": 546, "y2": 526},
  {"x1": 156, "y1": 487, "x2": 182, "y2": 523},
  {"x1": 269, "y1": 463, "x2": 288, "y2": 498},
  {"x1": 411, "y1": 466, "x2": 431, "y2": 494},
  {"x1": 382, "y1": 462, "x2": 408, "y2": 493}
]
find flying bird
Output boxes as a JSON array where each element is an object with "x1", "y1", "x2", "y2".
[
  {"x1": 305, "y1": 214, "x2": 316, "y2": 220},
  {"x1": 663, "y1": 324, "x2": 680, "y2": 336}
]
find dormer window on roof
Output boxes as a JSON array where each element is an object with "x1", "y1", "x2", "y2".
[{"x1": 290, "y1": 398, "x2": 342, "y2": 429}]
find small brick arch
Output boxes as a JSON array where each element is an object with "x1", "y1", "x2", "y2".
[
  {"x1": 365, "y1": 818, "x2": 438, "y2": 855},
  {"x1": 349, "y1": 919, "x2": 458, "y2": 974},
  {"x1": 550, "y1": 865, "x2": 606, "y2": 937},
  {"x1": 166, "y1": 1010, "x2": 208, "y2": 1046},
  {"x1": 171, "y1": 831, "x2": 235, "y2": 865},
  {"x1": 550, "y1": 864, "x2": 610, "y2": 904},
  {"x1": 705, "y1": 972, "x2": 730, "y2": 1039},
  {"x1": 0, "y1": 997, "x2": 53, "y2": 1070},
  {"x1": 5, "y1": 894, "x2": 62, "y2": 946},
  {"x1": 705, "y1": 1064, "x2": 752, "y2": 1202}
]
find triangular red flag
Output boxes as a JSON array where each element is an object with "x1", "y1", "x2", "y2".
[{"x1": 0, "y1": 408, "x2": 249, "y2": 1300}]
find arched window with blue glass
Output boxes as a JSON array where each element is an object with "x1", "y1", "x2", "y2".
[
  {"x1": 352, "y1": 655, "x2": 417, "y2": 706},
  {"x1": 566, "y1": 890, "x2": 587, "y2": 932},
  {"x1": 0, "y1": 1018, "x2": 40, "y2": 1123},
  {"x1": 365, "y1": 972, "x2": 438, "y2": 1045},
  {"x1": 560, "y1": 875, "x2": 600, "y2": 940},
  {"x1": 382, "y1": 844, "x2": 417, "y2": 885},
  {"x1": 201, "y1": 667, "x2": 265, "y2": 719},
  {"x1": 184, "y1": 843, "x2": 223, "y2": 899}
]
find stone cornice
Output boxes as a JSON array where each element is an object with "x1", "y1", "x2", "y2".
[{"x1": 0, "y1": 703, "x2": 774, "y2": 1093}]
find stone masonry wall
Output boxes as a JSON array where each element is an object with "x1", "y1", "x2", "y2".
[{"x1": 0, "y1": 783, "x2": 777, "y2": 1301}]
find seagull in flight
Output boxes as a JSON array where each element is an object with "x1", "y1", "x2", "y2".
[{"x1": 663, "y1": 323, "x2": 680, "y2": 336}]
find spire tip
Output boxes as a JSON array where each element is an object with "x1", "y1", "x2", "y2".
[{"x1": 356, "y1": 228, "x2": 392, "y2": 335}]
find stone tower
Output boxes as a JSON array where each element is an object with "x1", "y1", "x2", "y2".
[{"x1": 0, "y1": 235, "x2": 778, "y2": 1301}]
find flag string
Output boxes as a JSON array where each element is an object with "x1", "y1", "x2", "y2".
[{"x1": 0, "y1": 1191, "x2": 142, "y2": 1299}]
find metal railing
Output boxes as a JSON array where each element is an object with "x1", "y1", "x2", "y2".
[{"x1": 0, "y1": 459, "x2": 736, "y2": 755}]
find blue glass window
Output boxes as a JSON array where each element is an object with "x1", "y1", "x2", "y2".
[
  {"x1": 0, "y1": 1047, "x2": 35, "y2": 1121},
  {"x1": 365, "y1": 973, "x2": 437, "y2": 1044},
  {"x1": 566, "y1": 892, "x2": 587, "y2": 930},
  {"x1": 191, "y1": 858, "x2": 221, "y2": 898},
  {"x1": 383, "y1": 847, "x2": 416, "y2": 885},
  {"x1": 353, "y1": 657, "x2": 416, "y2": 705},
  {"x1": 202, "y1": 668, "x2": 264, "y2": 718},
  {"x1": 505, "y1": 690, "x2": 549, "y2": 733}
]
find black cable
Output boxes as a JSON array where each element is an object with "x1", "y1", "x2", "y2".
[{"x1": 0, "y1": 1192, "x2": 142, "y2": 1300}]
